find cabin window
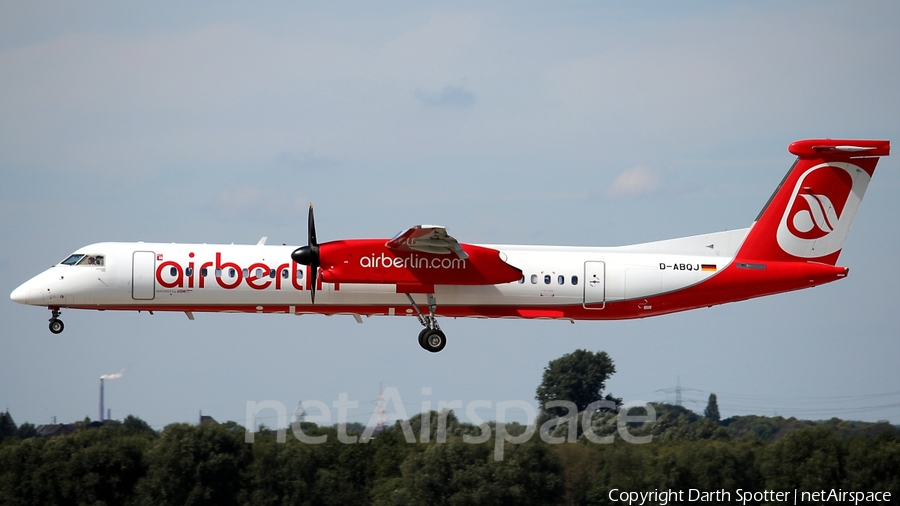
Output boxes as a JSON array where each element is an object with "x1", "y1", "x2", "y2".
[
  {"x1": 571, "y1": 275, "x2": 578, "y2": 285},
  {"x1": 186, "y1": 267, "x2": 193, "y2": 277},
  {"x1": 255, "y1": 268, "x2": 263, "y2": 278},
  {"x1": 170, "y1": 267, "x2": 177, "y2": 276},
  {"x1": 61, "y1": 254, "x2": 84, "y2": 265},
  {"x1": 201, "y1": 268, "x2": 208, "y2": 277},
  {"x1": 242, "y1": 268, "x2": 249, "y2": 278},
  {"x1": 530, "y1": 274, "x2": 538, "y2": 284},
  {"x1": 269, "y1": 269, "x2": 276, "y2": 278},
  {"x1": 544, "y1": 275, "x2": 551, "y2": 284},
  {"x1": 558, "y1": 275, "x2": 564, "y2": 285},
  {"x1": 297, "y1": 269, "x2": 304, "y2": 280},
  {"x1": 518, "y1": 276, "x2": 525, "y2": 284},
  {"x1": 281, "y1": 269, "x2": 289, "y2": 279},
  {"x1": 229, "y1": 268, "x2": 236, "y2": 278}
]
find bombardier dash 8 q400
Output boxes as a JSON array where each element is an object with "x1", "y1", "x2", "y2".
[{"x1": 10, "y1": 139, "x2": 891, "y2": 352}]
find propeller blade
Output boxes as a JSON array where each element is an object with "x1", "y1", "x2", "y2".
[
  {"x1": 308, "y1": 204, "x2": 317, "y2": 248},
  {"x1": 291, "y1": 203, "x2": 321, "y2": 304}
]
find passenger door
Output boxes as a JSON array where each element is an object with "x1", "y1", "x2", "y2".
[{"x1": 132, "y1": 251, "x2": 156, "y2": 300}]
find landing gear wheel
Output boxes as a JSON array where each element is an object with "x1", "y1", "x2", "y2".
[
  {"x1": 49, "y1": 319, "x2": 64, "y2": 334},
  {"x1": 418, "y1": 328, "x2": 429, "y2": 349},
  {"x1": 420, "y1": 329, "x2": 446, "y2": 353}
]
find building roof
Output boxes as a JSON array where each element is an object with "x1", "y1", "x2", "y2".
[{"x1": 35, "y1": 424, "x2": 75, "y2": 437}]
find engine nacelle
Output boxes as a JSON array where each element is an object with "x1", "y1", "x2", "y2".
[{"x1": 317, "y1": 239, "x2": 522, "y2": 285}]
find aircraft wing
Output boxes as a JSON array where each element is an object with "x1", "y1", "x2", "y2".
[{"x1": 386, "y1": 225, "x2": 469, "y2": 259}]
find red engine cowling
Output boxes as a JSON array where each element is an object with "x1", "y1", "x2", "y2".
[{"x1": 317, "y1": 239, "x2": 521, "y2": 286}]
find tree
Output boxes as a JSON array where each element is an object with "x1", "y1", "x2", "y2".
[
  {"x1": 704, "y1": 393, "x2": 720, "y2": 422},
  {"x1": 380, "y1": 438, "x2": 565, "y2": 506},
  {"x1": 760, "y1": 426, "x2": 846, "y2": 491},
  {"x1": 0, "y1": 410, "x2": 16, "y2": 443},
  {"x1": 123, "y1": 415, "x2": 156, "y2": 436},
  {"x1": 134, "y1": 423, "x2": 251, "y2": 506},
  {"x1": 536, "y1": 349, "x2": 620, "y2": 420},
  {"x1": 0, "y1": 424, "x2": 152, "y2": 504},
  {"x1": 15, "y1": 422, "x2": 37, "y2": 439}
]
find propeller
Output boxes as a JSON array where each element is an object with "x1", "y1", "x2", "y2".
[{"x1": 291, "y1": 204, "x2": 320, "y2": 303}]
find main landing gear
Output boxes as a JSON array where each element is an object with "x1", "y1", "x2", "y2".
[
  {"x1": 48, "y1": 307, "x2": 64, "y2": 334},
  {"x1": 406, "y1": 293, "x2": 446, "y2": 353}
]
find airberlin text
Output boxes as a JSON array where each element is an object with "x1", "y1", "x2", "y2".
[
  {"x1": 153, "y1": 251, "x2": 466, "y2": 291},
  {"x1": 155, "y1": 252, "x2": 310, "y2": 291},
  {"x1": 360, "y1": 252, "x2": 466, "y2": 270}
]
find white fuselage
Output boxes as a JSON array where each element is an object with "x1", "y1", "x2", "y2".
[{"x1": 11, "y1": 229, "x2": 748, "y2": 321}]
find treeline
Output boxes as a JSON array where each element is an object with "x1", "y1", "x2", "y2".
[{"x1": 1, "y1": 407, "x2": 898, "y2": 506}]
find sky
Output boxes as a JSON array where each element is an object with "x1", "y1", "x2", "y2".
[{"x1": 2, "y1": 1, "x2": 899, "y2": 431}]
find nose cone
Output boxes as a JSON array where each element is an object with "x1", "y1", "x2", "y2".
[
  {"x1": 12, "y1": 268, "x2": 63, "y2": 306},
  {"x1": 10, "y1": 272, "x2": 47, "y2": 306},
  {"x1": 10, "y1": 283, "x2": 31, "y2": 304}
]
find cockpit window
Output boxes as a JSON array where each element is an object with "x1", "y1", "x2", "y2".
[
  {"x1": 60, "y1": 254, "x2": 85, "y2": 265},
  {"x1": 76, "y1": 255, "x2": 105, "y2": 266}
]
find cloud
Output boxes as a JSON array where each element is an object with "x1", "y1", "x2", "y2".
[
  {"x1": 605, "y1": 166, "x2": 660, "y2": 198},
  {"x1": 1, "y1": 3, "x2": 897, "y2": 180},
  {"x1": 415, "y1": 86, "x2": 476, "y2": 108},
  {"x1": 275, "y1": 151, "x2": 336, "y2": 171},
  {"x1": 211, "y1": 187, "x2": 308, "y2": 224}
]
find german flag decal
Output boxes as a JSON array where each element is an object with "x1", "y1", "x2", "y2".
[{"x1": 701, "y1": 264, "x2": 717, "y2": 272}]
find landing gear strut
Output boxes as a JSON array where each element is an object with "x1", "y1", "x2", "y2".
[
  {"x1": 48, "y1": 307, "x2": 64, "y2": 334},
  {"x1": 406, "y1": 293, "x2": 446, "y2": 353}
]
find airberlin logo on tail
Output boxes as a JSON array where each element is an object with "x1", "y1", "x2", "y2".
[
  {"x1": 793, "y1": 193, "x2": 840, "y2": 237},
  {"x1": 776, "y1": 162, "x2": 870, "y2": 259}
]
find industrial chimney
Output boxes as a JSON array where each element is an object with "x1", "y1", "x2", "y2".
[{"x1": 98, "y1": 370, "x2": 123, "y2": 423}]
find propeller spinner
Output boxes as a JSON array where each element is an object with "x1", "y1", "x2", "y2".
[{"x1": 291, "y1": 204, "x2": 320, "y2": 303}]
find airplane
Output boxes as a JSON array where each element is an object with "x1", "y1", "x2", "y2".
[{"x1": 9, "y1": 139, "x2": 890, "y2": 352}]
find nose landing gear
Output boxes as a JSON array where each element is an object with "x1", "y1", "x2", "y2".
[
  {"x1": 406, "y1": 293, "x2": 447, "y2": 353},
  {"x1": 48, "y1": 308, "x2": 64, "y2": 334}
]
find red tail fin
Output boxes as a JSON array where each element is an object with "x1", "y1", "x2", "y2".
[{"x1": 736, "y1": 139, "x2": 890, "y2": 265}]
